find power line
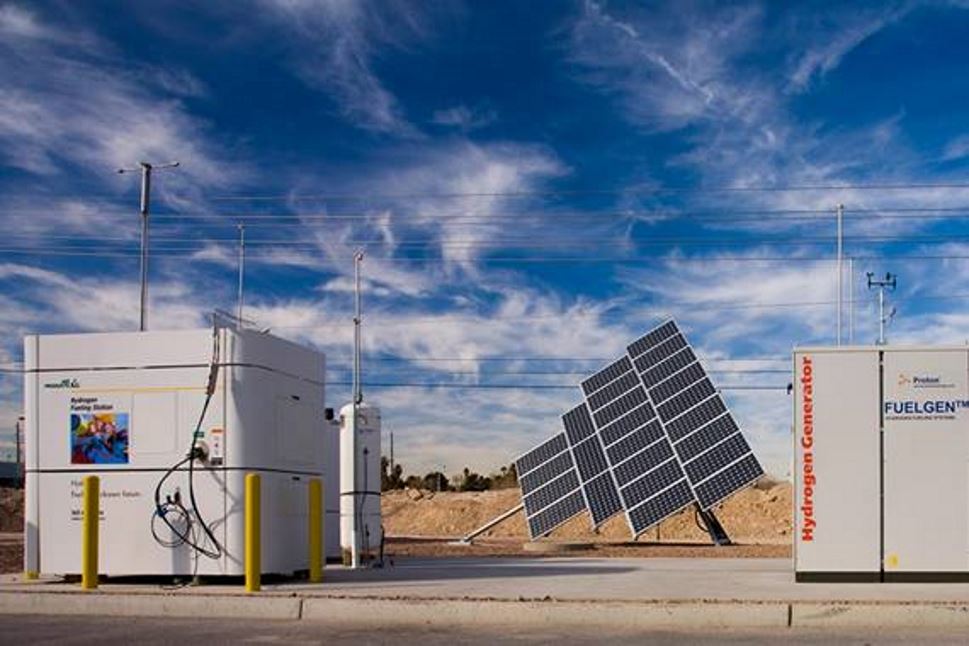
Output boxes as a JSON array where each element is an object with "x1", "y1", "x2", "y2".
[
  {"x1": 324, "y1": 380, "x2": 789, "y2": 391},
  {"x1": 12, "y1": 205, "x2": 969, "y2": 224},
  {"x1": 9, "y1": 232, "x2": 969, "y2": 251},
  {"x1": 204, "y1": 181, "x2": 969, "y2": 201}
]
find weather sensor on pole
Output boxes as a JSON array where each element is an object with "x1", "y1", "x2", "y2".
[{"x1": 867, "y1": 272, "x2": 897, "y2": 345}]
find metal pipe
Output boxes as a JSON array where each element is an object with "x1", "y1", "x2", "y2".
[
  {"x1": 237, "y1": 223, "x2": 246, "y2": 324},
  {"x1": 351, "y1": 251, "x2": 363, "y2": 569},
  {"x1": 836, "y1": 203, "x2": 844, "y2": 345},
  {"x1": 456, "y1": 503, "x2": 524, "y2": 545},
  {"x1": 848, "y1": 257, "x2": 854, "y2": 344},
  {"x1": 139, "y1": 164, "x2": 152, "y2": 332}
]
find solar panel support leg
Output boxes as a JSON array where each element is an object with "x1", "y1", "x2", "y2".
[
  {"x1": 450, "y1": 503, "x2": 525, "y2": 546},
  {"x1": 696, "y1": 505, "x2": 732, "y2": 546}
]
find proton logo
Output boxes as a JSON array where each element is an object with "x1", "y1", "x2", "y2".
[
  {"x1": 44, "y1": 378, "x2": 79, "y2": 389},
  {"x1": 898, "y1": 373, "x2": 911, "y2": 387}
]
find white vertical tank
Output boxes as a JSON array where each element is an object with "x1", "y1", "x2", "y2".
[{"x1": 339, "y1": 402, "x2": 381, "y2": 566}]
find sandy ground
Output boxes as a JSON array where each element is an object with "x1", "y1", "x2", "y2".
[
  {"x1": 381, "y1": 480, "x2": 792, "y2": 546},
  {"x1": 0, "y1": 488, "x2": 22, "y2": 533},
  {"x1": 0, "y1": 480, "x2": 793, "y2": 572}
]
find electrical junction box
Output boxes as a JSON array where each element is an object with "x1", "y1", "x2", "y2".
[
  {"x1": 23, "y1": 326, "x2": 333, "y2": 577},
  {"x1": 794, "y1": 345, "x2": 969, "y2": 582}
]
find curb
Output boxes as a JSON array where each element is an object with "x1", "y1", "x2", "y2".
[
  {"x1": 0, "y1": 591, "x2": 301, "y2": 620},
  {"x1": 792, "y1": 603, "x2": 969, "y2": 627},
  {"x1": 4, "y1": 591, "x2": 969, "y2": 628},
  {"x1": 302, "y1": 597, "x2": 787, "y2": 628}
]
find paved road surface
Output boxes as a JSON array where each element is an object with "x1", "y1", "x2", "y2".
[{"x1": 5, "y1": 615, "x2": 969, "y2": 645}]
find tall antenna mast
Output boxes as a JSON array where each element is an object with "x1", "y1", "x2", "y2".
[
  {"x1": 353, "y1": 250, "x2": 364, "y2": 405},
  {"x1": 867, "y1": 272, "x2": 897, "y2": 345},
  {"x1": 118, "y1": 160, "x2": 180, "y2": 331},
  {"x1": 237, "y1": 223, "x2": 246, "y2": 324}
]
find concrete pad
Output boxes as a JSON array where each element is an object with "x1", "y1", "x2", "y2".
[
  {"x1": 0, "y1": 591, "x2": 301, "y2": 620},
  {"x1": 792, "y1": 603, "x2": 969, "y2": 627},
  {"x1": 302, "y1": 597, "x2": 789, "y2": 628}
]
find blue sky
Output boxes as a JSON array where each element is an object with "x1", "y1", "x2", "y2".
[{"x1": 3, "y1": 1, "x2": 969, "y2": 478}]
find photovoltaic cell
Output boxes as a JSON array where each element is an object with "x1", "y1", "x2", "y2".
[
  {"x1": 650, "y1": 362, "x2": 705, "y2": 404},
  {"x1": 640, "y1": 347, "x2": 697, "y2": 389},
  {"x1": 693, "y1": 454, "x2": 762, "y2": 509},
  {"x1": 628, "y1": 480, "x2": 694, "y2": 535},
  {"x1": 627, "y1": 321, "x2": 678, "y2": 358},
  {"x1": 675, "y1": 414, "x2": 738, "y2": 462},
  {"x1": 634, "y1": 334, "x2": 687, "y2": 373},
  {"x1": 581, "y1": 356, "x2": 633, "y2": 395},
  {"x1": 613, "y1": 439, "x2": 674, "y2": 487},
  {"x1": 593, "y1": 387, "x2": 648, "y2": 428},
  {"x1": 657, "y1": 378, "x2": 716, "y2": 422},
  {"x1": 664, "y1": 396, "x2": 728, "y2": 442},
  {"x1": 528, "y1": 490, "x2": 586, "y2": 538},
  {"x1": 523, "y1": 469, "x2": 580, "y2": 514},
  {"x1": 599, "y1": 402, "x2": 655, "y2": 446},
  {"x1": 584, "y1": 472, "x2": 623, "y2": 526},
  {"x1": 517, "y1": 433, "x2": 569, "y2": 475},
  {"x1": 587, "y1": 371, "x2": 639, "y2": 412},
  {"x1": 562, "y1": 405, "x2": 596, "y2": 445},
  {"x1": 620, "y1": 459, "x2": 685, "y2": 509},
  {"x1": 684, "y1": 433, "x2": 751, "y2": 484},
  {"x1": 519, "y1": 450, "x2": 574, "y2": 495},
  {"x1": 572, "y1": 436, "x2": 608, "y2": 482},
  {"x1": 606, "y1": 419, "x2": 665, "y2": 466}
]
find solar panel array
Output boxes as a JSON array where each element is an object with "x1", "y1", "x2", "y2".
[{"x1": 515, "y1": 319, "x2": 764, "y2": 540}]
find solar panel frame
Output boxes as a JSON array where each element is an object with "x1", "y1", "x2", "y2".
[
  {"x1": 516, "y1": 318, "x2": 763, "y2": 540},
  {"x1": 616, "y1": 319, "x2": 763, "y2": 519}
]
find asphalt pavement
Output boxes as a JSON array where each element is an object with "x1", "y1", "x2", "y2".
[{"x1": 5, "y1": 614, "x2": 969, "y2": 645}]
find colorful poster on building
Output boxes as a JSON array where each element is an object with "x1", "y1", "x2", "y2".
[{"x1": 70, "y1": 396, "x2": 129, "y2": 464}]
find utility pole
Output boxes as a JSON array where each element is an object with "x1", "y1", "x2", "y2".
[
  {"x1": 237, "y1": 223, "x2": 246, "y2": 324},
  {"x1": 350, "y1": 250, "x2": 364, "y2": 569},
  {"x1": 848, "y1": 257, "x2": 854, "y2": 344},
  {"x1": 836, "y1": 203, "x2": 844, "y2": 346},
  {"x1": 118, "y1": 161, "x2": 180, "y2": 331},
  {"x1": 867, "y1": 272, "x2": 897, "y2": 345}
]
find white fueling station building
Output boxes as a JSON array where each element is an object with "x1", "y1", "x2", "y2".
[{"x1": 22, "y1": 326, "x2": 347, "y2": 577}]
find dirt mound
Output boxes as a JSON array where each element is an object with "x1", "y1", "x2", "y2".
[
  {"x1": 0, "y1": 487, "x2": 23, "y2": 533},
  {"x1": 381, "y1": 480, "x2": 792, "y2": 545}
]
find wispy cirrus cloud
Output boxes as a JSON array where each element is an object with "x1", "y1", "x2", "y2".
[
  {"x1": 785, "y1": 2, "x2": 915, "y2": 92},
  {"x1": 257, "y1": 0, "x2": 429, "y2": 136},
  {"x1": 0, "y1": 3, "x2": 246, "y2": 201}
]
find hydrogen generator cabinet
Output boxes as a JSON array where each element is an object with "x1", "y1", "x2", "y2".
[
  {"x1": 23, "y1": 326, "x2": 329, "y2": 577},
  {"x1": 794, "y1": 345, "x2": 969, "y2": 582}
]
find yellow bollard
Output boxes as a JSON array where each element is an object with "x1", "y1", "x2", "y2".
[
  {"x1": 308, "y1": 478, "x2": 323, "y2": 583},
  {"x1": 245, "y1": 473, "x2": 261, "y2": 592},
  {"x1": 81, "y1": 475, "x2": 99, "y2": 590}
]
